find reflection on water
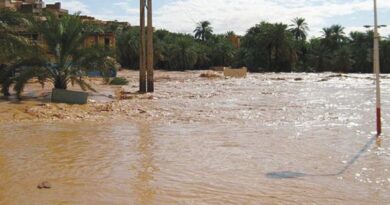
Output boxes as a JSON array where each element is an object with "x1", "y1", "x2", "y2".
[
  {"x1": 266, "y1": 134, "x2": 379, "y2": 179},
  {"x1": 0, "y1": 73, "x2": 390, "y2": 204},
  {"x1": 134, "y1": 123, "x2": 157, "y2": 204}
]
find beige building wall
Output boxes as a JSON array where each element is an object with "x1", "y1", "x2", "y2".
[{"x1": 0, "y1": 0, "x2": 17, "y2": 9}]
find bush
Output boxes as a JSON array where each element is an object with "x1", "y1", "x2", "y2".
[{"x1": 110, "y1": 77, "x2": 129, "y2": 85}]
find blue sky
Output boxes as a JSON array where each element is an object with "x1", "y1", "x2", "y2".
[{"x1": 46, "y1": 0, "x2": 390, "y2": 37}]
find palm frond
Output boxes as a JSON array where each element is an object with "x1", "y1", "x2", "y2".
[
  {"x1": 70, "y1": 77, "x2": 97, "y2": 92},
  {"x1": 14, "y1": 67, "x2": 47, "y2": 98}
]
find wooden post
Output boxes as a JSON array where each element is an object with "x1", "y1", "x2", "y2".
[
  {"x1": 146, "y1": 0, "x2": 154, "y2": 92},
  {"x1": 139, "y1": 0, "x2": 147, "y2": 93}
]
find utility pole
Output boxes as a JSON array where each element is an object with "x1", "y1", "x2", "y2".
[
  {"x1": 146, "y1": 0, "x2": 154, "y2": 92},
  {"x1": 373, "y1": 0, "x2": 382, "y2": 137},
  {"x1": 139, "y1": 0, "x2": 147, "y2": 93}
]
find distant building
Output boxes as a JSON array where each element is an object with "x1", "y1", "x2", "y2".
[
  {"x1": 228, "y1": 34, "x2": 241, "y2": 49},
  {"x1": 45, "y1": 2, "x2": 68, "y2": 17},
  {"x1": 0, "y1": 0, "x2": 43, "y2": 13},
  {"x1": 84, "y1": 32, "x2": 116, "y2": 51},
  {"x1": 0, "y1": 0, "x2": 18, "y2": 10},
  {"x1": 0, "y1": 0, "x2": 125, "y2": 51}
]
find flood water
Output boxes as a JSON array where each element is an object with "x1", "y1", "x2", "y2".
[{"x1": 0, "y1": 72, "x2": 389, "y2": 204}]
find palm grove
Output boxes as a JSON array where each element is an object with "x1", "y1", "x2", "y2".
[
  {"x1": 118, "y1": 18, "x2": 390, "y2": 73},
  {"x1": 1, "y1": 9, "x2": 390, "y2": 97}
]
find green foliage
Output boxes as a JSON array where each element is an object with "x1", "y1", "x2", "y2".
[
  {"x1": 239, "y1": 22, "x2": 297, "y2": 72},
  {"x1": 0, "y1": 8, "x2": 30, "y2": 62},
  {"x1": 115, "y1": 27, "x2": 140, "y2": 68},
  {"x1": 289, "y1": 17, "x2": 309, "y2": 41},
  {"x1": 0, "y1": 11, "x2": 116, "y2": 98},
  {"x1": 112, "y1": 19, "x2": 390, "y2": 74},
  {"x1": 194, "y1": 21, "x2": 213, "y2": 41},
  {"x1": 110, "y1": 77, "x2": 129, "y2": 85}
]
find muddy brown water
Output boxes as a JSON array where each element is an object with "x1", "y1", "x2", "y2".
[{"x1": 0, "y1": 72, "x2": 389, "y2": 204}]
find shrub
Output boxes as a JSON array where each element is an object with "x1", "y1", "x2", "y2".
[{"x1": 110, "y1": 77, "x2": 129, "y2": 85}]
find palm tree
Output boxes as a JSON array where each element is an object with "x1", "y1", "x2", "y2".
[
  {"x1": 0, "y1": 9, "x2": 31, "y2": 96},
  {"x1": 116, "y1": 27, "x2": 140, "y2": 68},
  {"x1": 321, "y1": 27, "x2": 333, "y2": 39},
  {"x1": 193, "y1": 21, "x2": 213, "y2": 41},
  {"x1": 321, "y1": 25, "x2": 346, "y2": 50},
  {"x1": 0, "y1": 13, "x2": 115, "y2": 98},
  {"x1": 166, "y1": 37, "x2": 197, "y2": 70},
  {"x1": 289, "y1": 17, "x2": 309, "y2": 41},
  {"x1": 0, "y1": 9, "x2": 30, "y2": 62},
  {"x1": 267, "y1": 23, "x2": 297, "y2": 71},
  {"x1": 349, "y1": 31, "x2": 372, "y2": 72},
  {"x1": 330, "y1": 25, "x2": 346, "y2": 45}
]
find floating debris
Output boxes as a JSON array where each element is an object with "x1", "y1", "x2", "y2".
[{"x1": 37, "y1": 181, "x2": 51, "y2": 189}]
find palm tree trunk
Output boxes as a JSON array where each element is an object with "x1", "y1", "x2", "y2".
[
  {"x1": 54, "y1": 76, "x2": 67, "y2": 90},
  {"x1": 139, "y1": 0, "x2": 147, "y2": 93},
  {"x1": 146, "y1": 0, "x2": 154, "y2": 92}
]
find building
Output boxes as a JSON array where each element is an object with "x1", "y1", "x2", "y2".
[
  {"x1": 0, "y1": 0, "x2": 120, "y2": 51},
  {"x1": 44, "y1": 2, "x2": 68, "y2": 17},
  {"x1": 0, "y1": 0, "x2": 43, "y2": 13},
  {"x1": 228, "y1": 35, "x2": 241, "y2": 49},
  {"x1": 0, "y1": 0, "x2": 17, "y2": 10},
  {"x1": 84, "y1": 32, "x2": 116, "y2": 51}
]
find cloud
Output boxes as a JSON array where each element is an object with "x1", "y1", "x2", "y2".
[
  {"x1": 153, "y1": 0, "x2": 390, "y2": 36},
  {"x1": 49, "y1": 0, "x2": 390, "y2": 37}
]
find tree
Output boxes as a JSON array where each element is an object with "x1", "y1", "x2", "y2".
[
  {"x1": 207, "y1": 35, "x2": 235, "y2": 66},
  {"x1": 322, "y1": 25, "x2": 346, "y2": 50},
  {"x1": 349, "y1": 31, "x2": 373, "y2": 73},
  {"x1": 0, "y1": 9, "x2": 31, "y2": 96},
  {"x1": 333, "y1": 47, "x2": 353, "y2": 72},
  {"x1": 331, "y1": 25, "x2": 346, "y2": 45},
  {"x1": 289, "y1": 17, "x2": 309, "y2": 41},
  {"x1": 166, "y1": 36, "x2": 197, "y2": 70},
  {"x1": 194, "y1": 21, "x2": 213, "y2": 41},
  {"x1": 116, "y1": 27, "x2": 140, "y2": 68},
  {"x1": 0, "y1": 13, "x2": 115, "y2": 98},
  {"x1": 289, "y1": 18, "x2": 309, "y2": 71},
  {"x1": 240, "y1": 22, "x2": 296, "y2": 72},
  {"x1": 380, "y1": 39, "x2": 390, "y2": 73},
  {"x1": 306, "y1": 38, "x2": 331, "y2": 72}
]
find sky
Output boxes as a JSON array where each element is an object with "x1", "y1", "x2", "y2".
[{"x1": 45, "y1": 0, "x2": 390, "y2": 37}]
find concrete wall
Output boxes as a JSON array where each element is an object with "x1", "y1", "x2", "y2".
[{"x1": 84, "y1": 33, "x2": 116, "y2": 49}]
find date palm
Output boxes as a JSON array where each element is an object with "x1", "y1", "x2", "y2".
[
  {"x1": 289, "y1": 17, "x2": 309, "y2": 41},
  {"x1": 194, "y1": 21, "x2": 213, "y2": 41},
  {"x1": 0, "y1": 12, "x2": 115, "y2": 98},
  {"x1": 0, "y1": 8, "x2": 31, "y2": 96},
  {"x1": 0, "y1": 9, "x2": 30, "y2": 63}
]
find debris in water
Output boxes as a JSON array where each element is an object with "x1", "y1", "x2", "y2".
[
  {"x1": 355, "y1": 173, "x2": 361, "y2": 177},
  {"x1": 266, "y1": 171, "x2": 307, "y2": 179},
  {"x1": 328, "y1": 74, "x2": 343, "y2": 78},
  {"x1": 37, "y1": 181, "x2": 51, "y2": 189},
  {"x1": 199, "y1": 71, "x2": 223, "y2": 78},
  {"x1": 270, "y1": 77, "x2": 286, "y2": 81},
  {"x1": 138, "y1": 109, "x2": 147, "y2": 114}
]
